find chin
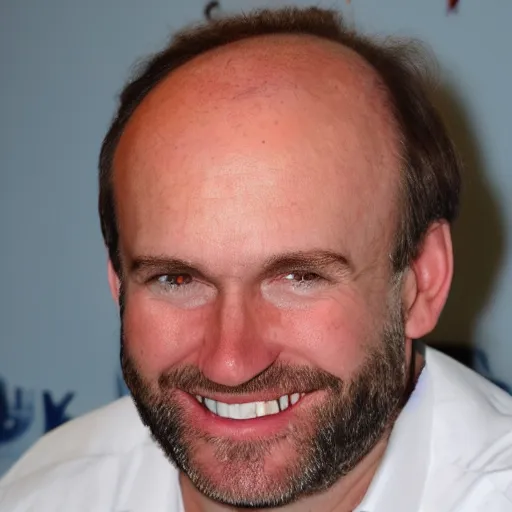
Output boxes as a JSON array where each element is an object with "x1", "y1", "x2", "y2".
[{"x1": 185, "y1": 435, "x2": 307, "y2": 508}]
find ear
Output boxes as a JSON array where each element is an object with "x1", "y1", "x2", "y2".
[
  {"x1": 402, "y1": 221, "x2": 454, "y2": 339},
  {"x1": 107, "y1": 258, "x2": 121, "y2": 304}
]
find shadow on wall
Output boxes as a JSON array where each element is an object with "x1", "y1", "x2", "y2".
[{"x1": 425, "y1": 80, "x2": 506, "y2": 388}]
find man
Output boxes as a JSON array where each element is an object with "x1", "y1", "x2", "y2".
[{"x1": 1, "y1": 6, "x2": 511, "y2": 511}]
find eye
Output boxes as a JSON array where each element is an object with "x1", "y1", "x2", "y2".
[
  {"x1": 156, "y1": 273, "x2": 193, "y2": 287},
  {"x1": 283, "y1": 272, "x2": 322, "y2": 285},
  {"x1": 146, "y1": 271, "x2": 216, "y2": 308}
]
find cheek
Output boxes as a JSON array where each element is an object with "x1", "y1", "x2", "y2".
[
  {"x1": 122, "y1": 291, "x2": 207, "y2": 378},
  {"x1": 275, "y1": 296, "x2": 383, "y2": 378}
]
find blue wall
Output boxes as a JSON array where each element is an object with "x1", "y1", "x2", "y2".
[{"x1": 1, "y1": 0, "x2": 511, "y2": 475}]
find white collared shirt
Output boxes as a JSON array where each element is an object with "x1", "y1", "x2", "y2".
[{"x1": 1, "y1": 347, "x2": 512, "y2": 511}]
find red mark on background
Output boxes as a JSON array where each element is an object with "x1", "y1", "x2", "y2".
[{"x1": 448, "y1": 0, "x2": 460, "y2": 11}]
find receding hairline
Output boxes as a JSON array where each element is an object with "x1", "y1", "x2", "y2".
[
  {"x1": 116, "y1": 30, "x2": 400, "y2": 175},
  {"x1": 132, "y1": 32, "x2": 393, "y2": 114},
  {"x1": 100, "y1": 7, "x2": 460, "y2": 277},
  {"x1": 175, "y1": 31, "x2": 379, "y2": 73}
]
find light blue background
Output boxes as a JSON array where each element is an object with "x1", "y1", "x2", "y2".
[{"x1": 1, "y1": 0, "x2": 511, "y2": 475}]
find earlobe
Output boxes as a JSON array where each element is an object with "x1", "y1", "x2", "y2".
[
  {"x1": 107, "y1": 259, "x2": 121, "y2": 304},
  {"x1": 404, "y1": 221, "x2": 454, "y2": 339}
]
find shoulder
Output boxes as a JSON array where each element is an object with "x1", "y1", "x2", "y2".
[
  {"x1": 425, "y1": 347, "x2": 512, "y2": 508},
  {"x1": 1, "y1": 397, "x2": 146, "y2": 485},
  {"x1": 427, "y1": 346, "x2": 512, "y2": 432},
  {"x1": 0, "y1": 397, "x2": 177, "y2": 511}
]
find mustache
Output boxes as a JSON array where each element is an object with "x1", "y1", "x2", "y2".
[{"x1": 158, "y1": 361, "x2": 342, "y2": 396}]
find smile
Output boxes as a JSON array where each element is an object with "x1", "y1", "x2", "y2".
[{"x1": 194, "y1": 393, "x2": 306, "y2": 420}]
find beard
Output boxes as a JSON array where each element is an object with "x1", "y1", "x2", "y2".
[{"x1": 120, "y1": 287, "x2": 408, "y2": 508}]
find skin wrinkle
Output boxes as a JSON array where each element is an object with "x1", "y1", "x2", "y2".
[{"x1": 113, "y1": 34, "x2": 413, "y2": 512}]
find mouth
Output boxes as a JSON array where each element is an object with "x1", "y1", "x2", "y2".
[
  {"x1": 194, "y1": 392, "x2": 306, "y2": 420},
  {"x1": 179, "y1": 389, "x2": 322, "y2": 441}
]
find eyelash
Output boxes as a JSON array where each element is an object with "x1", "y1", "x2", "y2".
[
  {"x1": 155, "y1": 273, "x2": 194, "y2": 289},
  {"x1": 282, "y1": 272, "x2": 324, "y2": 287},
  {"x1": 149, "y1": 270, "x2": 327, "y2": 294}
]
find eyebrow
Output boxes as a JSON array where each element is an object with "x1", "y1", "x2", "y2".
[
  {"x1": 261, "y1": 250, "x2": 352, "y2": 277},
  {"x1": 128, "y1": 249, "x2": 352, "y2": 282},
  {"x1": 129, "y1": 256, "x2": 208, "y2": 280}
]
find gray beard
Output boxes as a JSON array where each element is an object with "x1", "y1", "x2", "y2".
[{"x1": 120, "y1": 289, "x2": 408, "y2": 508}]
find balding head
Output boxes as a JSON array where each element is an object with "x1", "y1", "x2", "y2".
[
  {"x1": 99, "y1": 8, "x2": 460, "y2": 278},
  {"x1": 113, "y1": 34, "x2": 400, "y2": 283},
  {"x1": 102, "y1": 8, "x2": 461, "y2": 509}
]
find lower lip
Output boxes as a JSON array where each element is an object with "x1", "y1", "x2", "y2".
[{"x1": 178, "y1": 391, "x2": 318, "y2": 440}]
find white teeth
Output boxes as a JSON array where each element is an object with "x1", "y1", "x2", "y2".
[
  {"x1": 204, "y1": 397, "x2": 217, "y2": 414},
  {"x1": 256, "y1": 401, "x2": 266, "y2": 417},
  {"x1": 265, "y1": 400, "x2": 280, "y2": 415},
  {"x1": 216, "y1": 401, "x2": 229, "y2": 418},
  {"x1": 198, "y1": 392, "x2": 305, "y2": 420},
  {"x1": 239, "y1": 402, "x2": 256, "y2": 419},
  {"x1": 228, "y1": 403, "x2": 242, "y2": 420}
]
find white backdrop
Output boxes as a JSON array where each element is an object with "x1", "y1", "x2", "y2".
[{"x1": 1, "y1": 0, "x2": 511, "y2": 475}]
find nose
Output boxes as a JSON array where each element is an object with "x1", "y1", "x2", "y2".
[{"x1": 198, "y1": 287, "x2": 281, "y2": 387}]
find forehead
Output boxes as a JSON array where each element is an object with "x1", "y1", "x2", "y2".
[{"x1": 113, "y1": 35, "x2": 401, "y2": 269}]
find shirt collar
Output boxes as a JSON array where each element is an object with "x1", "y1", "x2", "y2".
[{"x1": 355, "y1": 346, "x2": 434, "y2": 512}]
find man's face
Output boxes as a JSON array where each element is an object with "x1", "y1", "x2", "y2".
[{"x1": 113, "y1": 36, "x2": 406, "y2": 506}]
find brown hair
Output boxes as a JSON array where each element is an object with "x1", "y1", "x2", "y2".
[{"x1": 99, "y1": 6, "x2": 461, "y2": 275}]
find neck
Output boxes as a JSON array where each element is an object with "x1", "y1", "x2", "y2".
[{"x1": 181, "y1": 341, "x2": 425, "y2": 512}]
